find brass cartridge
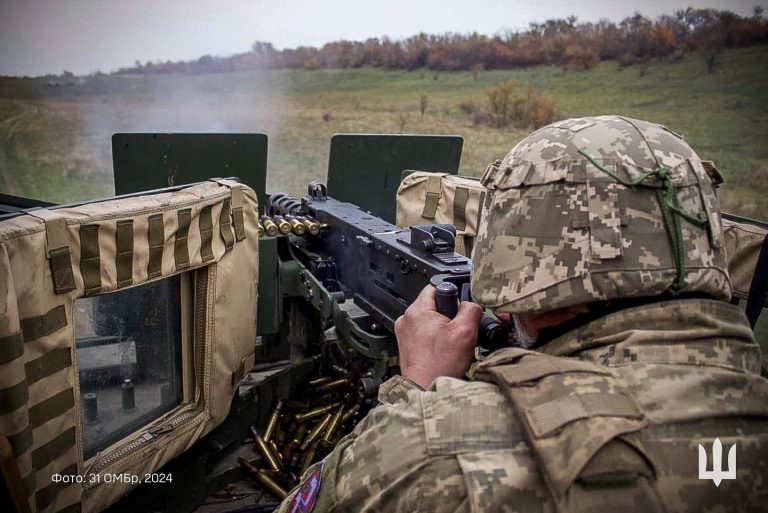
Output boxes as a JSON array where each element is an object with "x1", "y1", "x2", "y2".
[
  {"x1": 252, "y1": 428, "x2": 283, "y2": 472},
  {"x1": 255, "y1": 469, "x2": 288, "y2": 500},
  {"x1": 321, "y1": 407, "x2": 344, "y2": 445},
  {"x1": 301, "y1": 413, "x2": 332, "y2": 450},
  {"x1": 284, "y1": 215, "x2": 306, "y2": 235},
  {"x1": 340, "y1": 404, "x2": 361, "y2": 424},
  {"x1": 294, "y1": 402, "x2": 341, "y2": 424},
  {"x1": 272, "y1": 215, "x2": 292, "y2": 235},
  {"x1": 308, "y1": 376, "x2": 331, "y2": 387},
  {"x1": 296, "y1": 216, "x2": 320, "y2": 235},
  {"x1": 238, "y1": 456, "x2": 288, "y2": 499},
  {"x1": 316, "y1": 378, "x2": 349, "y2": 394},
  {"x1": 269, "y1": 440, "x2": 283, "y2": 464},
  {"x1": 260, "y1": 216, "x2": 279, "y2": 237},
  {"x1": 300, "y1": 444, "x2": 318, "y2": 476},
  {"x1": 291, "y1": 422, "x2": 309, "y2": 449},
  {"x1": 264, "y1": 400, "x2": 283, "y2": 441}
]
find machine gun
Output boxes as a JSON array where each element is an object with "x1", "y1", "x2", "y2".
[{"x1": 265, "y1": 181, "x2": 508, "y2": 383}]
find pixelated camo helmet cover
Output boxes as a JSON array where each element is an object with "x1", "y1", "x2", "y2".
[{"x1": 471, "y1": 115, "x2": 731, "y2": 314}]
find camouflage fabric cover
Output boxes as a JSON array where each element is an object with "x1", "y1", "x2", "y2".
[
  {"x1": 472, "y1": 115, "x2": 731, "y2": 314},
  {"x1": 0, "y1": 179, "x2": 259, "y2": 513},
  {"x1": 396, "y1": 172, "x2": 485, "y2": 256},
  {"x1": 276, "y1": 299, "x2": 768, "y2": 512},
  {"x1": 723, "y1": 218, "x2": 768, "y2": 303}
]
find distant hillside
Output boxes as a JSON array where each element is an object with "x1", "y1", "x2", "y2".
[
  {"x1": 113, "y1": 8, "x2": 768, "y2": 76},
  {"x1": 0, "y1": 46, "x2": 766, "y2": 223}
]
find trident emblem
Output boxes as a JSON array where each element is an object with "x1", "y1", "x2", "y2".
[{"x1": 698, "y1": 438, "x2": 736, "y2": 486}]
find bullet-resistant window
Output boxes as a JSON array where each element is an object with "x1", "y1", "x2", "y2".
[{"x1": 74, "y1": 276, "x2": 183, "y2": 460}]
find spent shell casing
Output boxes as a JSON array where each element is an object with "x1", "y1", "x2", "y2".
[
  {"x1": 272, "y1": 215, "x2": 292, "y2": 235},
  {"x1": 264, "y1": 400, "x2": 283, "y2": 441},
  {"x1": 269, "y1": 440, "x2": 283, "y2": 464},
  {"x1": 316, "y1": 378, "x2": 349, "y2": 393},
  {"x1": 331, "y1": 364, "x2": 348, "y2": 376},
  {"x1": 255, "y1": 469, "x2": 288, "y2": 500},
  {"x1": 291, "y1": 422, "x2": 309, "y2": 449},
  {"x1": 260, "y1": 216, "x2": 279, "y2": 237},
  {"x1": 300, "y1": 444, "x2": 318, "y2": 476},
  {"x1": 301, "y1": 413, "x2": 333, "y2": 451},
  {"x1": 253, "y1": 429, "x2": 283, "y2": 472},
  {"x1": 237, "y1": 456, "x2": 260, "y2": 479},
  {"x1": 321, "y1": 407, "x2": 345, "y2": 444},
  {"x1": 257, "y1": 222, "x2": 265, "y2": 238},
  {"x1": 308, "y1": 376, "x2": 332, "y2": 387},
  {"x1": 294, "y1": 402, "x2": 340, "y2": 423},
  {"x1": 340, "y1": 404, "x2": 361, "y2": 424}
]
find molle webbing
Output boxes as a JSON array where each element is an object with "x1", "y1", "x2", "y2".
[
  {"x1": 115, "y1": 220, "x2": 134, "y2": 288},
  {"x1": 79, "y1": 225, "x2": 101, "y2": 295},
  {"x1": 20, "y1": 305, "x2": 67, "y2": 343},
  {"x1": 174, "y1": 208, "x2": 192, "y2": 270},
  {"x1": 199, "y1": 205, "x2": 214, "y2": 262},
  {"x1": 31, "y1": 427, "x2": 75, "y2": 471},
  {"x1": 421, "y1": 175, "x2": 443, "y2": 219},
  {"x1": 0, "y1": 381, "x2": 28, "y2": 415},
  {"x1": 8, "y1": 427, "x2": 32, "y2": 456},
  {"x1": 26, "y1": 209, "x2": 76, "y2": 294},
  {"x1": 452, "y1": 186, "x2": 469, "y2": 231},
  {"x1": 28, "y1": 390, "x2": 74, "y2": 428},
  {"x1": 25, "y1": 348, "x2": 71, "y2": 384},
  {"x1": 218, "y1": 199, "x2": 235, "y2": 252},
  {"x1": 35, "y1": 462, "x2": 77, "y2": 510},
  {"x1": 0, "y1": 333, "x2": 24, "y2": 364},
  {"x1": 210, "y1": 178, "x2": 246, "y2": 242},
  {"x1": 147, "y1": 213, "x2": 164, "y2": 279}
]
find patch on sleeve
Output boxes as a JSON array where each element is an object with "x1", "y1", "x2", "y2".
[{"x1": 287, "y1": 464, "x2": 323, "y2": 513}]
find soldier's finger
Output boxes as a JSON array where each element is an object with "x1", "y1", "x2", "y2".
[
  {"x1": 412, "y1": 285, "x2": 437, "y2": 311},
  {"x1": 451, "y1": 301, "x2": 483, "y2": 330}
]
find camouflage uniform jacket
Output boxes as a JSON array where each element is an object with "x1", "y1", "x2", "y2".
[{"x1": 277, "y1": 299, "x2": 768, "y2": 513}]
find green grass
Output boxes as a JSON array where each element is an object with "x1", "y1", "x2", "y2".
[{"x1": 0, "y1": 46, "x2": 767, "y2": 220}]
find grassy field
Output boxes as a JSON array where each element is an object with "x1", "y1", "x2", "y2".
[{"x1": 0, "y1": 45, "x2": 766, "y2": 221}]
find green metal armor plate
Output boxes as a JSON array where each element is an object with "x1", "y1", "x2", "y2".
[{"x1": 326, "y1": 134, "x2": 463, "y2": 224}]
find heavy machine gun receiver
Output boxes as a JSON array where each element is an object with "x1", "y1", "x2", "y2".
[{"x1": 267, "y1": 181, "x2": 508, "y2": 375}]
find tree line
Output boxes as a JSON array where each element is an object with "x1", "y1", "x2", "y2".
[{"x1": 119, "y1": 7, "x2": 768, "y2": 75}]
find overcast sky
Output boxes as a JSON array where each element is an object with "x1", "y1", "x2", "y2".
[{"x1": 0, "y1": 0, "x2": 765, "y2": 76}]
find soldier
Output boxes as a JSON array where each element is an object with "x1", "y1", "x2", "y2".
[{"x1": 277, "y1": 116, "x2": 768, "y2": 512}]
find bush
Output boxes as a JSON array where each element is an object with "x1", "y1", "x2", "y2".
[
  {"x1": 564, "y1": 43, "x2": 600, "y2": 70},
  {"x1": 480, "y1": 81, "x2": 556, "y2": 129},
  {"x1": 459, "y1": 102, "x2": 478, "y2": 115}
]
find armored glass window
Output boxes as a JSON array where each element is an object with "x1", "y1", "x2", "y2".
[{"x1": 75, "y1": 277, "x2": 183, "y2": 460}]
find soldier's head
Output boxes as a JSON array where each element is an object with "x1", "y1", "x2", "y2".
[{"x1": 470, "y1": 115, "x2": 731, "y2": 345}]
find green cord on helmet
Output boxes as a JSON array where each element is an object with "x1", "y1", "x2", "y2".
[{"x1": 578, "y1": 148, "x2": 709, "y2": 294}]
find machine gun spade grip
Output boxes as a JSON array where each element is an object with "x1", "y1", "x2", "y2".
[{"x1": 434, "y1": 282, "x2": 459, "y2": 319}]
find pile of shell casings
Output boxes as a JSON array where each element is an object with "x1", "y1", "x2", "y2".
[
  {"x1": 257, "y1": 214, "x2": 322, "y2": 238},
  {"x1": 239, "y1": 365, "x2": 366, "y2": 500}
]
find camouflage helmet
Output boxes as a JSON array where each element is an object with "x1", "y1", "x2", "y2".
[{"x1": 471, "y1": 115, "x2": 731, "y2": 314}]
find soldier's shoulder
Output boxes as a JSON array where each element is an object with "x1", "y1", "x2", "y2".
[{"x1": 421, "y1": 377, "x2": 526, "y2": 454}]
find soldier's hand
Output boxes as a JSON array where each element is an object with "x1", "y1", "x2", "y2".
[{"x1": 394, "y1": 285, "x2": 483, "y2": 389}]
